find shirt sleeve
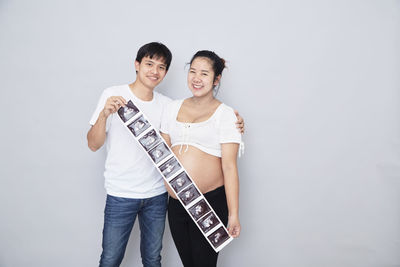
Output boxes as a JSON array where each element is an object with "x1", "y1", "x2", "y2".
[
  {"x1": 89, "y1": 89, "x2": 111, "y2": 131},
  {"x1": 218, "y1": 105, "x2": 242, "y2": 144}
]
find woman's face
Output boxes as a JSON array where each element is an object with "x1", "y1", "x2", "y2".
[{"x1": 187, "y1": 57, "x2": 220, "y2": 98}]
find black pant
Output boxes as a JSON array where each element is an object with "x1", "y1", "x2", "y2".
[{"x1": 168, "y1": 186, "x2": 228, "y2": 267}]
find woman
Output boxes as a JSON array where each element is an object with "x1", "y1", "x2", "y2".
[{"x1": 160, "y1": 50, "x2": 241, "y2": 267}]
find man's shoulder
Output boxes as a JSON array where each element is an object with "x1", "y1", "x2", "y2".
[
  {"x1": 170, "y1": 98, "x2": 184, "y2": 106},
  {"x1": 154, "y1": 91, "x2": 173, "y2": 105}
]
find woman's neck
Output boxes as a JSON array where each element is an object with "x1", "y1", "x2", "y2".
[{"x1": 188, "y1": 93, "x2": 217, "y2": 107}]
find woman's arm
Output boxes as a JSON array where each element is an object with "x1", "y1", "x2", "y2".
[{"x1": 221, "y1": 143, "x2": 241, "y2": 238}]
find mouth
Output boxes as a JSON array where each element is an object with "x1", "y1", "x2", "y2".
[
  {"x1": 147, "y1": 76, "x2": 159, "y2": 81},
  {"x1": 192, "y1": 84, "x2": 203, "y2": 90}
]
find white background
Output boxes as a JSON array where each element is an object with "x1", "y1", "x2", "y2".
[{"x1": 0, "y1": 1, "x2": 399, "y2": 266}]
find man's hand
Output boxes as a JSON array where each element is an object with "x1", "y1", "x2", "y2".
[
  {"x1": 87, "y1": 96, "x2": 127, "y2": 152},
  {"x1": 234, "y1": 110, "x2": 245, "y2": 134},
  {"x1": 102, "y1": 96, "x2": 127, "y2": 118}
]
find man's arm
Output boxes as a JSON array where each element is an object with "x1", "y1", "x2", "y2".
[
  {"x1": 87, "y1": 96, "x2": 126, "y2": 151},
  {"x1": 234, "y1": 110, "x2": 245, "y2": 134}
]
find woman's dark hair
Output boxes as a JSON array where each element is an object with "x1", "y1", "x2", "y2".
[
  {"x1": 189, "y1": 50, "x2": 226, "y2": 83},
  {"x1": 136, "y1": 42, "x2": 172, "y2": 71}
]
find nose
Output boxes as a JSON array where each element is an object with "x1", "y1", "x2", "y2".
[
  {"x1": 151, "y1": 66, "x2": 159, "y2": 75},
  {"x1": 192, "y1": 74, "x2": 201, "y2": 82}
]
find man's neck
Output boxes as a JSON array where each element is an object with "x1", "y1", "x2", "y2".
[{"x1": 129, "y1": 81, "x2": 154, "y2": 101}]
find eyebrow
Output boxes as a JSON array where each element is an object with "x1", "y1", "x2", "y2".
[
  {"x1": 144, "y1": 59, "x2": 167, "y2": 67},
  {"x1": 190, "y1": 67, "x2": 209, "y2": 73}
]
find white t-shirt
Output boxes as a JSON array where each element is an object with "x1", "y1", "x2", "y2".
[
  {"x1": 160, "y1": 99, "x2": 241, "y2": 157},
  {"x1": 89, "y1": 84, "x2": 172, "y2": 198}
]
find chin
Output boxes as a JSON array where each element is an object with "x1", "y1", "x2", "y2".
[
  {"x1": 148, "y1": 81, "x2": 160, "y2": 87},
  {"x1": 191, "y1": 91, "x2": 202, "y2": 97}
]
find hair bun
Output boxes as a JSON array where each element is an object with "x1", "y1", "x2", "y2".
[{"x1": 220, "y1": 58, "x2": 226, "y2": 69}]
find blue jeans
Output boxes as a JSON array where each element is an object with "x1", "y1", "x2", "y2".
[{"x1": 99, "y1": 192, "x2": 168, "y2": 267}]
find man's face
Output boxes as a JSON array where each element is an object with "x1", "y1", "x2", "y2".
[{"x1": 135, "y1": 56, "x2": 168, "y2": 90}]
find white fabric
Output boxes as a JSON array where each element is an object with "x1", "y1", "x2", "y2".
[
  {"x1": 89, "y1": 84, "x2": 172, "y2": 198},
  {"x1": 160, "y1": 99, "x2": 242, "y2": 157}
]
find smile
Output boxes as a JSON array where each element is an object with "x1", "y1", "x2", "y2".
[
  {"x1": 147, "y1": 76, "x2": 159, "y2": 81},
  {"x1": 192, "y1": 84, "x2": 203, "y2": 89}
]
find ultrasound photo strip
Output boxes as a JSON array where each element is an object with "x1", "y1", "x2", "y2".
[{"x1": 118, "y1": 100, "x2": 233, "y2": 252}]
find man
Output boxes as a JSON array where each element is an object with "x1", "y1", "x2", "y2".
[{"x1": 87, "y1": 42, "x2": 243, "y2": 267}]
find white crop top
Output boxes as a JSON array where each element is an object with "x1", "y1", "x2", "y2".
[{"x1": 160, "y1": 99, "x2": 242, "y2": 157}]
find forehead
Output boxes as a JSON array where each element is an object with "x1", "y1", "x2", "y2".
[
  {"x1": 142, "y1": 55, "x2": 167, "y2": 65},
  {"x1": 190, "y1": 57, "x2": 213, "y2": 70}
]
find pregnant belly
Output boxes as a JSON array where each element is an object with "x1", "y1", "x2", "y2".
[{"x1": 169, "y1": 144, "x2": 224, "y2": 198}]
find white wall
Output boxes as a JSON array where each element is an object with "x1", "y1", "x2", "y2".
[{"x1": 0, "y1": 0, "x2": 399, "y2": 266}]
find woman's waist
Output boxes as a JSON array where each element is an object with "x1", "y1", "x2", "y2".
[
  {"x1": 176, "y1": 168, "x2": 224, "y2": 193},
  {"x1": 169, "y1": 185, "x2": 226, "y2": 202},
  {"x1": 170, "y1": 145, "x2": 224, "y2": 193},
  {"x1": 171, "y1": 146, "x2": 222, "y2": 174},
  {"x1": 168, "y1": 179, "x2": 225, "y2": 200}
]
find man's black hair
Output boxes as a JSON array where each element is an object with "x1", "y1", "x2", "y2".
[{"x1": 136, "y1": 42, "x2": 172, "y2": 71}]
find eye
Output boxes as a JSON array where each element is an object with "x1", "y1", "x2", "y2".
[
  {"x1": 146, "y1": 63, "x2": 152, "y2": 66},
  {"x1": 159, "y1": 66, "x2": 166, "y2": 70},
  {"x1": 201, "y1": 73, "x2": 208, "y2": 76},
  {"x1": 189, "y1": 70, "x2": 195, "y2": 74}
]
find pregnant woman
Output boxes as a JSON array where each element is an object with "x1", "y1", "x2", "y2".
[{"x1": 160, "y1": 50, "x2": 241, "y2": 267}]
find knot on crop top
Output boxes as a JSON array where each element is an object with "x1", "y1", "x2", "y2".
[{"x1": 160, "y1": 99, "x2": 243, "y2": 158}]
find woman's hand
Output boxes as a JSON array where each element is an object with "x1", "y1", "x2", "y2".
[{"x1": 227, "y1": 215, "x2": 241, "y2": 238}]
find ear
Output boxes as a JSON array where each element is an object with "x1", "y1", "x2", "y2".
[
  {"x1": 134, "y1": 60, "x2": 140, "y2": 72},
  {"x1": 213, "y1": 75, "x2": 222, "y2": 86}
]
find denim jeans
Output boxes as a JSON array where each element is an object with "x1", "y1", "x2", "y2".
[{"x1": 99, "y1": 192, "x2": 168, "y2": 267}]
